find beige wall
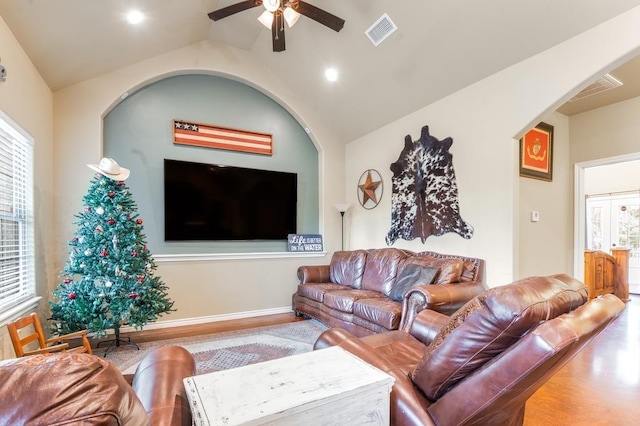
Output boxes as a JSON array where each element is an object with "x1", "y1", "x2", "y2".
[
  {"x1": 518, "y1": 112, "x2": 574, "y2": 279},
  {"x1": 346, "y1": 6, "x2": 640, "y2": 287},
  {"x1": 570, "y1": 96, "x2": 640, "y2": 165},
  {"x1": 0, "y1": 16, "x2": 54, "y2": 359},
  {"x1": 584, "y1": 160, "x2": 640, "y2": 195}
]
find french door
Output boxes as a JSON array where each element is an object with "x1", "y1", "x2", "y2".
[{"x1": 586, "y1": 191, "x2": 640, "y2": 294}]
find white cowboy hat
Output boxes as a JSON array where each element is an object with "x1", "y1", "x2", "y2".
[{"x1": 87, "y1": 157, "x2": 130, "y2": 181}]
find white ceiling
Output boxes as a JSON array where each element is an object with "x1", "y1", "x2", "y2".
[{"x1": 2, "y1": 0, "x2": 640, "y2": 142}]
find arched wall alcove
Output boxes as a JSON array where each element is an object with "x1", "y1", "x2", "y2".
[
  {"x1": 54, "y1": 41, "x2": 345, "y2": 323},
  {"x1": 103, "y1": 73, "x2": 320, "y2": 254}
]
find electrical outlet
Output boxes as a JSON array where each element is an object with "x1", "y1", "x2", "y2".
[{"x1": 531, "y1": 211, "x2": 540, "y2": 222}]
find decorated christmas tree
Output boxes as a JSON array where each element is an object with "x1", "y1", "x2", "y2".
[{"x1": 50, "y1": 158, "x2": 174, "y2": 342}]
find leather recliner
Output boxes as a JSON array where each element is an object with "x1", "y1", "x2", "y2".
[
  {"x1": 314, "y1": 274, "x2": 625, "y2": 426},
  {"x1": 0, "y1": 345, "x2": 195, "y2": 426}
]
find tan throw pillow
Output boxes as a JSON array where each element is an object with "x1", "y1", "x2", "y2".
[{"x1": 410, "y1": 274, "x2": 588, "y2": 400}]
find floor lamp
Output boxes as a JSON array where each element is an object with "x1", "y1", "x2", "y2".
[{"x1": 334, "y1": 203, "x2": 351, "y2": 250}]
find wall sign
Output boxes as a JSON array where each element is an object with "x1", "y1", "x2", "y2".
[{"x1": 287, "y1": 234, "x2": 324, "y2": 252}]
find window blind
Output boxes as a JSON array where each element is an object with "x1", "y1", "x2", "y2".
[{"x1": 0, "y1": 115, "x2": 34, "y2": 317}]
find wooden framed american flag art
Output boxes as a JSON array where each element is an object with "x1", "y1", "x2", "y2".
[{"x1": 173, "y1": 119, "x2": 273, "y2": 156}]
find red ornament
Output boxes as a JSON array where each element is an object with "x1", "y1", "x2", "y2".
[
  {"x1": 101, "y1": 249, "x2": 108, "y2": 257},
  {"x1": 108, "y1": 191, "x2": 115, "y2": 198},
  {"x1": 143, "y1": 245, "x2": 148, "y2": 252},
  {"x1": 137, "y1": 276, "x2": 144, "y2": 283},
  {"x1": 117, "y1": 181, "x2": 124, "y2": 186},
  {"x1": 108, "y1": 218, "x2": 116, "y2": 225},
  {"x1": 63, "y1": 278, "x2": 71, "y2": 284},
  {"x1": 136, "y1": 218, "x2": 143, "y2": 225},
  {"x1": 131, "y1": 250, "x2": 138, "y2": 257},
  {"x1": 68, "y1": 292, "x2": 77, "y2": 300},
  {"x1": 129, "y1": 292, "x2": 138, "y2": 299},
  {"x1": 84, "y1": 207, "x2": 91, "y2": 212}
]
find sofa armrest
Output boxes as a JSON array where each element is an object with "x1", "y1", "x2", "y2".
[
  {"x1": 297, "y1": 265, "x2": 331, "y2": 283},
  {"x1": 408, "y1": 309, "x2": 450, "y2": 345},
  {"x1": 400, "y1": 281, "x2": 486, "y2": 330},
  {"x1": 314, "y1": 328, "x2": 434, "y2": 425},
  {"x1": 314, "y1": 328, "x2": 404, "y2": 372},
  {"x1": 132, "y1": 346, "x2": 196, "y2": 426}
]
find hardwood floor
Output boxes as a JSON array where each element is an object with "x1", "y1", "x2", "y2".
[
  {"x1": 524, "y1": 295, "x2": 639, "y2": 425},
  {"x1": 86, "y1": 295, "x2": 638, "y2": 425}
]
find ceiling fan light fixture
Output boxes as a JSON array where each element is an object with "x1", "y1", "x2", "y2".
[
  {"x1": 258, "y1": 10, "x2": 274, "y2": 29},
  {"x1": 284, "y1": 7, "x2": 300, "y2": 27},
  {"x1": 263, "y1": 0, "x2": 281, "y2": 13}
]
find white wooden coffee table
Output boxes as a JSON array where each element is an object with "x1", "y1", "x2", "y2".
[{"x1": 183, "y1": 345, "x2": 395, "y2": 425}]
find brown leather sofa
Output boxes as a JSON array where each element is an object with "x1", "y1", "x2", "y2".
[
  {"x1": 293, "y1": 248, "x2": 485, "y2": 336},
  {"x1": 0, "y1": 345, "x2": 195, "y2": 426},
  {"x1": 314, "y1": 274, "x2": 625, "y2": 426}
]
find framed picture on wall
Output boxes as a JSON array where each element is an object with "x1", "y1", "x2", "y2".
[{"x1": 519, "y1": 122, "x2": 554, "y2": 182}]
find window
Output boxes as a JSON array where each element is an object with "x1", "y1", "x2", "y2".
[{"x1": 0, "y1": 113, "x2": 34, "y2": 321}]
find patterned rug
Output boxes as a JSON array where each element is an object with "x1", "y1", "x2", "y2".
[{"x1": 103, "y1": 319, "x2": 328, "y2": 375}]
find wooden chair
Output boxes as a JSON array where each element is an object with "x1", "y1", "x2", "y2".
[{"x1": 7, "y1": 313, "x2": 92, "y2": 357}]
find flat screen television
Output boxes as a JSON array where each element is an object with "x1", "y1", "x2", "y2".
[{"x1": 164, "y1": 159, "x2": 297, "y2": 241}]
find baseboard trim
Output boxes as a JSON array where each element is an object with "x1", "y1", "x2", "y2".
[{"x1": 114, "y1": 306, "x2": 294, "y2": 334}]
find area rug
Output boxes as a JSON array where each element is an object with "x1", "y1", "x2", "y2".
[{"x1": 103, "y1": 319, "x2": 328, "y2": 375}]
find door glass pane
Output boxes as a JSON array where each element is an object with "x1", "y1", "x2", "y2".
[{"x1": 586, "y1": 192, "x2": 640, "y2": 295}]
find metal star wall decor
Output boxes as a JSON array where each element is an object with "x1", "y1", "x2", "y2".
[{"x1": 358, "y1": 169, "x2": 383, "y2": 209}]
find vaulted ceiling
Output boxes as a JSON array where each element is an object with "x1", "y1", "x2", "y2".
[{"x1": 2, "y1": 0, "x2": 640, "y2": 142}]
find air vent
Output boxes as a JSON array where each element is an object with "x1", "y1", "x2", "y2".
[
  {"x1": 365, "y1": 13, "x2": 397, "y2": 46},
  {"x1": 569, "y1": 74, "x2": 623, "y2": 102}
]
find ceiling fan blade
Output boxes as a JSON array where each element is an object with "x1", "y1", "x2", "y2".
[
  {"x1": 208, "y1": 0, "x2": 262, "y2": 21},
  {"x1": 272, "y1": 11, "x2": 286, "y2": 52},
  {"x1": 295, "y1": 1, "x2": 345, "y2": 32}
]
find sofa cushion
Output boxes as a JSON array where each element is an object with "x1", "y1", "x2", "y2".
[
  {"x1": 329, "y1": 250, "x2": 368, "y2": 289},
  {"x1": 297, "y1": 283, "x2": 345, "y2": 302},
  {"x1": 411, "y1": 274, "x2": 588, "y2": 400},
  {"x1": 324, "y1": 289, "x2": 385, "y2": 313},
  {"x1": 388, "y1": 264, "x2": 439, "y2": 302},
  {"x1": 417, "y1": 251, "x2": 483, "y2": 282},
  {"x1": 0, "y1": 353, "x2": 148, "y2": 425},
  {"x1": 362, "y1": 248, "x2": 409, "y2": 294},
  {"x1": 407, "y1": 255, "x2": 464, "y2": 284},
  {"x1": 353, "y1": 298, "x2": 403, "y2": 330}
]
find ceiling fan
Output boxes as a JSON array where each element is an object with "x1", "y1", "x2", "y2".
[{"x1": 208, "y1": 0, "x2": 345, "y2": 52}]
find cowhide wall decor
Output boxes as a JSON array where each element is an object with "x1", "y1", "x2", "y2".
[{"x1": 385, "y1": 125, "x2": 474, "y2": 245}]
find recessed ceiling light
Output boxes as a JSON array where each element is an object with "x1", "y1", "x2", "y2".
[
  {"x1": 126, "y1": 10, "x2": 145, "y2": 25},
  {"x1": 325, "y1": 67, "x2": 339, "y2": 82}
]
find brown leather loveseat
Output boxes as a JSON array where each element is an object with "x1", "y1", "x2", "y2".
[
  {"x1": 0, "y1": 345, "x2": 195, "y2": 426},
  {"x1": 293, "y1": 248, "x2": 485, "y2": 336},
  {"x1": 314, "y1": 274, "x2": 625, "y2": 425}
]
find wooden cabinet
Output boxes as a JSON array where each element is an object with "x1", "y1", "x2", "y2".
[{"x1": 584, "y1": 249, "x2": 629, "y2": 301}]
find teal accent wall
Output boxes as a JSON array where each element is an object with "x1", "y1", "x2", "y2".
[{"x1": 103, "y1": 74, "x2": 319, "y2": 254}]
